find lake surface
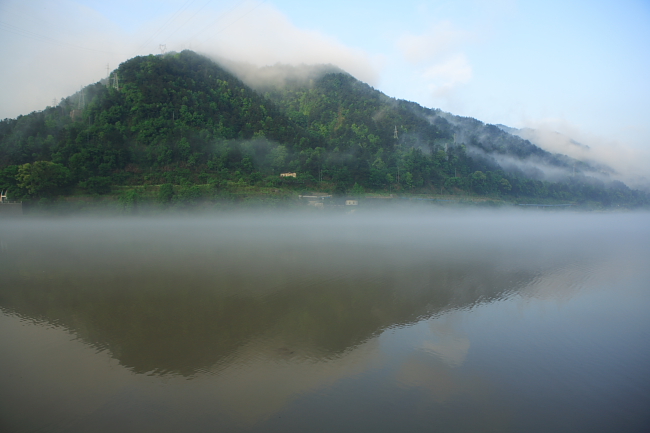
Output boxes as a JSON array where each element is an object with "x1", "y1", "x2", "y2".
[{"x1": 1, "y1": 211, "x2": 649, "y2": 432}]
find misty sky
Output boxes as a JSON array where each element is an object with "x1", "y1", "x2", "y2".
[{"x1": 1, "y1": 0, "x2": 648, "y2": 159}]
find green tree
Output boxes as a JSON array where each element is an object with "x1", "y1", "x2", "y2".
[
  {"x1": 0, "y1": 165, "x2": 19, "y2": 193},
  {"x1": 178, "y1": 137, "x2": 191, "y2": 161},
  {"x1": 499, "y1": 178, "x2": 512, "y2": 194},
  {"x1": 82, "y1": 176, "x2": 112, "y2": 194},
  {"x1": 16, "y1": 161, "x2": 71, "y2": 198},
  {"x1": 159, "y1": 183, "x2": 174, "y2": 203},
  {"x1": 269, "y1": 145, "x2": 289, "y2": 172},
  {"x1": 119, "y1": 189, "x2": 140, "y2": 211},
  {"x1": 404, "y1": 172, "x2": 414, "y2": 190},
  {"x1": 471, "y1": 171, "x2": 487, "y2": 194},
  {"x1": 351, "y1": 182, "x2": 365, "y2": 197}
]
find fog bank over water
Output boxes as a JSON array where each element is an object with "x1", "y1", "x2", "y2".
[
  {"x1": 1, "y1": 211, "x2": 647, "y2": 370},
  {"x1": 1, "y1": 210, "x2": 649, "y2": 433}
]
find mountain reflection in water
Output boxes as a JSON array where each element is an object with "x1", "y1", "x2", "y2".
[{"x1": 0, "y1": 211, "x2": 649, "y2": 433}]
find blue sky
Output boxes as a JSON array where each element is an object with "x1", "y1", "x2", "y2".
[{"x1": 1, "y1": 0, "x2": 648, "y2": 176}]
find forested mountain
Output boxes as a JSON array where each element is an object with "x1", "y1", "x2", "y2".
[{"x1": 0, "y1": 50, "x2": 647, "y2": 208}]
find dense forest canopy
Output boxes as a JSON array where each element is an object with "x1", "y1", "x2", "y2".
[{"x1": 0, "y1": 50, "x2": 647, "y2": 208}]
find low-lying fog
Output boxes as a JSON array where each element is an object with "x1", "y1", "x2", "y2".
[
  {"x1": 1, "y1": 210, "x2": 649, "y2": 433},
  {"x1": 1, "y1": 209, "x2": 647, "y2": 369}
]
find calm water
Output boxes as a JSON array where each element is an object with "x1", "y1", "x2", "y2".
[{"x1": 1, "y1": 211, "x2": 649, "y2": 432}]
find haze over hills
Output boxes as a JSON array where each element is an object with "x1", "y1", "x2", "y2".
[
  {"x1": 494, "y1": 124, "x2": 650, "y2": 191},
  {"x1": 0, "y1": 50, "x2": 647, "y2": 209}
]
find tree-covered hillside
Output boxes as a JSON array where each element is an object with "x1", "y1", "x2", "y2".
[{"x1": 0, "y1": 50, "x2": 647, "y2": 208}]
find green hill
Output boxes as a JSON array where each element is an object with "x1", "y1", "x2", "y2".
[{"x1": 0, "y1": 50, "x2": 647, "y2": 209}]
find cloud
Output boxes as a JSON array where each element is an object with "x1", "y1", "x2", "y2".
[
  {"x1": 421, "y1": 53, "x2": 472, "y2": 97},
  {"x1": 0, "y1": 1, "x2": 380, "y2": 119},
  {"x1": 0, "y1": 0, "x2": 136, "y2": 119},
  {"x1": 396, "y1": 21, "x2": 469, "y2": 65},
  {"x1": 396, "y1": 21, "x2": 472, "y2": 101},
  {"x1": 191, "y1": 3, "x2": 380, "y2": 86},
  {"x1": 465, "y1": 143, "x2": 576, "y2": 183},
  {"x1": 516, "y1": 119, "x2": 650, "y2": 191}
]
